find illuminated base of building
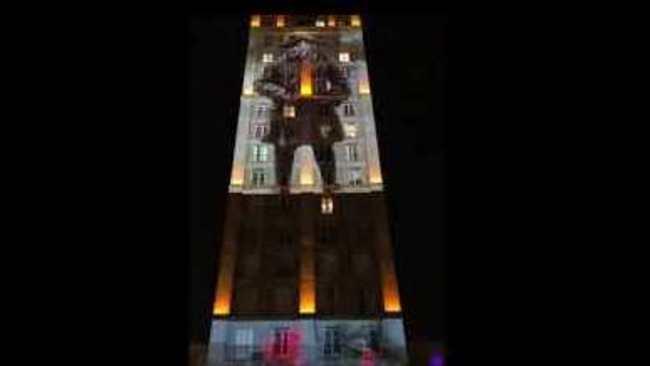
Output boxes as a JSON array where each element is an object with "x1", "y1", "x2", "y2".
[{"x1": 206, "y1": 317, "x2": 408, "y2": 365}]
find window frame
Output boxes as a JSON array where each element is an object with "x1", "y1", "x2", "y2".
[
  {"x1": 232, "y1": 328, "x2": 254, "y2": 361},
  {"x1": 345, "y1": 144, "x2": 359, "y2": 162},
  {"x1": 323, "y1": 326, "x2": 342, "y2": 358},
  {"x1": 273, "y1": 327, "x2": 290, "y2": 356},
  {"x1": 251, "y1": 145, "x2": 269, "y2": 162},
  {"x1": 251, "y1": 168, "x2": 267, "y2": 187}
]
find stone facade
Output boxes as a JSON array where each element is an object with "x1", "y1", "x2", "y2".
[{"x1": 208, "y1": 15, "x2": 408, "y2": 365}]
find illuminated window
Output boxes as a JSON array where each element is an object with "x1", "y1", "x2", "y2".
[
  {"x1": 328, "y1": 16, "x2": 336, "y2": 27},
  {"x1": 276, "y1": 15, "x2": 285, "y2": 28},
  {"x1": 273, "y1": 328, "x2": 290, "y2": 356},
  {"x1": 344, "y1": 123, "x2": 357, "y2": 138},
  {"x1": 233, "y1": 329, "x2": 254, "y2": 360},
  {"x1": 251, "y1": 168, "x2": 267, "y2": 186},
  {"x1": 323, "y1": 327, "x2": 342, "y2": 358},
  {"x1": 351, "y1": 15, "x2": 361, "y2": 27},
  {"x1": 343, "y1": 103, "x2": 355, "y2": 116},
  {"x1": 315, "y1": 19, "x2": 325, "y2": 27},
  {"x1": 339, "y1": 52, "x2": 350, "y2": 63},
  {"x1": 251, "y1": 145, "x2": 269, "y2": 162},
  {"x1": 345, "y1": 144, "x2": 359, "y2": 162},
  {"x1": 321, "y1": 197, "x2": 334, "y2": 214},
  {"x1": 250, "y1": 15, "x2": 261, "y2": 28},
  {"x1": 263, "y1": 53, "x2": 274, "y2": 63},
  {"x1": 283, "y1": 105, "x2": 295, "y2": 118}
]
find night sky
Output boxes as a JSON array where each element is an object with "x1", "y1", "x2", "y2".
[{"x1": 189, "y1": 11, "x2": 446, "y2": 345}]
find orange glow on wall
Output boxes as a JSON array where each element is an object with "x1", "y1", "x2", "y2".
[
  {"x1": 382, "y1": 279, "x2": 402, "y2": 313},
  {"x1": 369, "y1": 165, "x2": 383, "y2": 185},
  {"x1": 300, "y1": 165, "x2": 314, "y2": 186},
  {"x1": 381, "y1": 261, "x2": 402, "y2": 313},
  {"x1": 351, "y1": 15, "x2": 362, "y2": 27},
  {"x1": 250, "y1": 15, "x2": 261, "y2": 28},
  {"x1": 276, "y1": 15, "x2": 285, "y2": 28},
  {"x1": 299, "y1": 281, "x2": 316, "y2": 314},
  {"x1": 359, "y1": 78, "x2": 370, "y2": 95},
  {"x1": 300, "y1": 61, "x2": 313, "y2": 97},
  {"x1": 299, "y1": 248, "x2": 316, "y2": 314},
  {"x1": 230, "y1": 165, "x2": 244, "y2": 186},
  {"x1": 213, "y1": 254, "x2": 235, "y2": 315}
]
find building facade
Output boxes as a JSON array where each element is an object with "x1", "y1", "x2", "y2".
[{"x1": 208, "y1": 14, "x2": 408, "y2": 365}]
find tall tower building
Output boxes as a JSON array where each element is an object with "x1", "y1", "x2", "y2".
[{"x1": 207, "y1": 14, "x2": 408, "y2": 365}]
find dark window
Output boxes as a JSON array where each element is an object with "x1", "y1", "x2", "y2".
[
  {"x1": 365, "y1": 326, "x2": 380, "y2": 352},
  {"x1": 252, "y1": 168, "x2": 266, "y2": 186},
  {"x1": 323, "y1": 326, "x2": 342, "y2": 358},
  {"x1": 273, "y1": 327, "x2": 290, "y2": 356},
  {"x1": 344, "y1": 103, "x2": 355, "y2": 116}
]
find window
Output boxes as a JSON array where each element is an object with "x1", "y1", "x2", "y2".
[
  {"x1": 273, "y1": 327, "x2": 290, "y2": 356},
  {"x1": 321, "y1": 197, "x2": 334, "y2": 214},
  {"x1": 339, "y1": 65, "x2": 348, "y2": 78},
  {"x1": 252, "y1": 124, "x2": 269, "y2": 139},
  {"x1": 263, "y1": 53, "x2": 274, "y2": 63},
  {"x1": 318, "y1": 220, "x2": 336, "y2": 243},
  {"x1": 344, "y1": 123, "x2": 358, "y2": 139},
  {"x1": 349, "y1": 169, "x2": 363, "y2": 186},
  {"x1": 251, "y1": 168, "x2": 267, "y2": 187},
  {"x1": 339, "y1": 52, "x2": 350, "y2": 63},
  {"x1": 343, "y1": 103, "x2": 355, "y2": 116},
  {"x1": 283, "y1": 105, "x2": 295, "y2": 118},
  {"x1": 264, "y1": 35, "x2": 273, "y2": 46},
  {"x1": 328, "y1": 16, "x2": 337, "y2": 27},
  {"x1": 251, "y1": 145, "x2": 268, "y2": 162},
  {"x1": 367, "y1": 328, "x2": 380, "y2": 351},
  {"x1": 233, "y1": 328, "x2": 254, "y2": 360},
  {"x1": 276, "y1": 15, "x2": 285, "y2": 28},
  {"x1": 315, "y1": 19, "x2": 325, "y2": 27},
  {"x1": 351, "y1": 15, "x2": 362, "y2": 27},
  {"x1": 323, "y1": 327, "x2": 342, "y2": 358},
  {"x1": 255, "y1": 105, "x2": 269, "y2": 121},
  {"x1": 250, "y1": 15, "x2": 261, "y2": 28},
  {"x1": 345, "y1": 144, "x2": 359, "y2": 162},
  {"x1": 320, "y1": 104, "x2": 329, "y2": 116}
]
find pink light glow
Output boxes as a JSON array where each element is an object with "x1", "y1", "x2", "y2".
[
  {"x1": 262, "y1": 327, "x2": 303, "y2": 365},
  {"x1": 361, "y1": 347, "x2": 376, "y2": 366}
]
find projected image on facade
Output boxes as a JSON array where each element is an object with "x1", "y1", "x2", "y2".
[
  {"x1": 228, "y1": 15, "x2": 384, "y2": 194},
  {"x1": 255, "y1": 35, "x2": 350, "y2": 193}
]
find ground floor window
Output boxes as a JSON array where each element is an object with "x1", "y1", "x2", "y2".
[
  {"x1": 323, "y1": 326, "x2": 342, "y2": 358},
  {"x1": 232, "y1": 328, "x2": 254, "y2": 360}
]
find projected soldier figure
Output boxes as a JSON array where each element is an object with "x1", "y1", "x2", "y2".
[{"x1": 254, "y1": 35, "x2": 351, "y2": 196}]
